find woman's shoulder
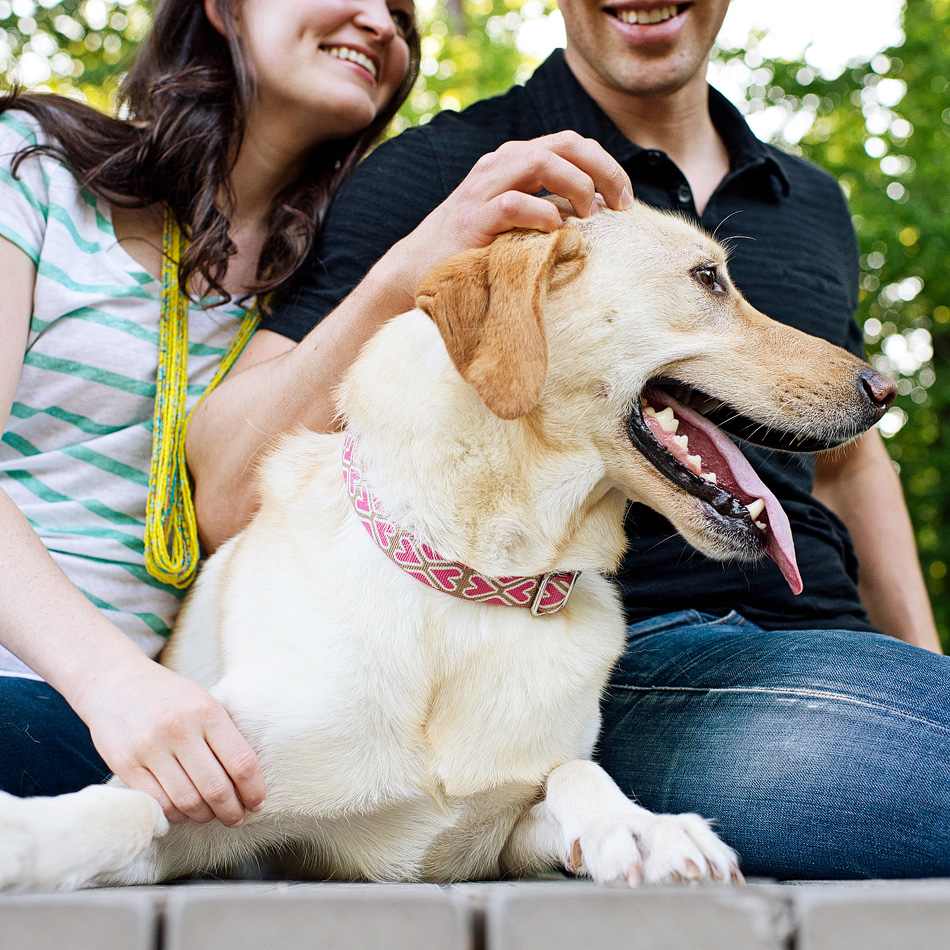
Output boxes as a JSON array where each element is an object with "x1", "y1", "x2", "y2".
[
  {"x1": 0, "y1": 106, "x2": 70, "y2": 191},
  {"x1": 0, "y1": 106, "x2": 97, "y2": 264},
  {"x1": 0, "y1": 107, "x2": 48, "y2": 152}
]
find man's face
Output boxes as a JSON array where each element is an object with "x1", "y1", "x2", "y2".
[{"x1": 559, "y1": 1, "x2": 732, "y2": 100}]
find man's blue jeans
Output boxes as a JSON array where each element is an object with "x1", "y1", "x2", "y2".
[
  {"x1": 3, "y1": 613, "x2": 949, "y2": 879},
  {"x1": 597, "y1": 611, "x2": 950, "y2": 879}
]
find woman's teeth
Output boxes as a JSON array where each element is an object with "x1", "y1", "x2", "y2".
[
  {"x1": 325, "y1": 46, "x2": 378, "y2": 81},
  {"x1": 615, "y1": 4, "x2": 680, "y2": 25}
]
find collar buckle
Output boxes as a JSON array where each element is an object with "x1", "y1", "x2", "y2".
[{"x1": 531, "y1": 571, "x2": 579, "y2": 617}]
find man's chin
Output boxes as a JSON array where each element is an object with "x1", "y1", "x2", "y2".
[{"x1": 566, "y1": 46, "x2": 708, "y2": 104}]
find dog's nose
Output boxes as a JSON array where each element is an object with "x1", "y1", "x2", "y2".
[{"x1": 859, "y1": 368, "x2": 897, "y2": 416}]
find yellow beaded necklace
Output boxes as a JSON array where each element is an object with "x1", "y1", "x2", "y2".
[{"x1": 144, "y1": 206, "x2": 260, "y2": 588}]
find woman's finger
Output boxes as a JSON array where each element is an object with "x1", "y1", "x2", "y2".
[
  {"x1": 533, "y1": 131, "x2": 633, "y2": 211},
  {"x1": 171, "y1": 742, "x2": 247, "y2": 826},
  {"x1": 204, "y1": 715, "x2": 266, "y2": 814},
  {"x1": 470, "y1": 192, "x2": 565, "y2": 240},
  {"x1": 467, "y1": 133, "x2": 632, "y2": 216},
  {"x1": 118, "y1": 764, "x2": 189, "y2": 823},
  {"x1": 148, "y1": 754, "x2": 219, "y2": 824}
]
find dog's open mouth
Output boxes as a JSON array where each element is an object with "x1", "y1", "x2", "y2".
[{"x1": 627, "y1": 383, "x2": 803, "y2": 594}]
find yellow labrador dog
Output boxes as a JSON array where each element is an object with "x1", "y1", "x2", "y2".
[{"x1": 0, "y1": 202, "x2": 894, "y2": 892}]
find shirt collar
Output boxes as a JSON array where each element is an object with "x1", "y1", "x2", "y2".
[{"x1": 525, "y1": 49, "x2": 791, "y2": 199}]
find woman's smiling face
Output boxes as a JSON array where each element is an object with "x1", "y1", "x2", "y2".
[{"x1": 230, "y1": 0, "x2": 414, "y2": 143}]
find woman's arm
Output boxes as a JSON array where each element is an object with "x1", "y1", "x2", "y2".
[
  {"x1": 0, "y1": 236, "x2": 266, "y2": 822},
  {"x1": 187, "y1": 132, "x2": 635, "y2": 550}
]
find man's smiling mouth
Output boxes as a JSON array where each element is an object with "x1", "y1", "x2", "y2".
[{"x1": 610, "y1": 3, "x2": 689, "y2": 26}]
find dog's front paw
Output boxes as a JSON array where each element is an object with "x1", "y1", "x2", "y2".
[
  {"x1": 0, "y1": 786, "x2": 167, "y2": 892},
  {"x1": 567, "y1": 809, "x2": 742, "y2": 887}
]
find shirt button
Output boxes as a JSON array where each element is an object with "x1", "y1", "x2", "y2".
[
  {"x1": 644, "y1": 150, "x2": 662, "y2": 165},
  {"x1": 676, "y1": 184, "x2": 692, "y2": 204}
]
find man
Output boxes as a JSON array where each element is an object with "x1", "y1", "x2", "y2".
[{"x1": 188, "y1": 1, "x2": 950, "y2": 877}]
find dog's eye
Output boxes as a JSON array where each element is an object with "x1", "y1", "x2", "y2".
[{"x1": 693, "y1": 266, "x2": 726, "y2": 295}]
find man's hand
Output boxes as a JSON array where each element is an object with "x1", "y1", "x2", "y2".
[{"x1": 72, "y1": 655, "x2": 266, "y2": 825}]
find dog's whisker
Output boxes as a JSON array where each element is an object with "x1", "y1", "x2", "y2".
[{"x1": 710, "y1": 210, "x2": 744, "y2": 243}]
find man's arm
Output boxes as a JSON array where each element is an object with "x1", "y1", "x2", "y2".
[
  {"x1": 187, "y1": 132, "x2": 634, "y2": 550},
  {"x1": 813, "y1": 429, "x2": 941, "y2": 653}
]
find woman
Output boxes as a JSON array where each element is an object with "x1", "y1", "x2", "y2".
[{"x1": 0, "y1": 0, "x2": 418, "y2": 826}]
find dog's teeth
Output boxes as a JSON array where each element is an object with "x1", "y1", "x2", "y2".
[
  {"x1": 755, "y1": 520, "x2": 767, "y2": 531},
  {"x1": 655, "y1": 407, "x2": 678, "y2": 433},
  {"x1": 702, "y1": 472, "x2": 717, "y2": 484},
  {"x1": 644, "y1": 406, "x2": 657, "y2": 417},
  {"x1": 745, "y1": 498, "x2": 765, "y2": 520},
  {"x1": 672, "y1": 435, "x2": 688, "y2": 450},
  {"x1": 686, "y1": 453, "x2": 702, "y2": 473}
]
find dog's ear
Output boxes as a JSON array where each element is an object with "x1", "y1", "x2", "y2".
[{"x1": 415, "y1": 226, "x2": 585, "y2": 420}]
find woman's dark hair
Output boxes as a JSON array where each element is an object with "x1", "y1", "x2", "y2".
[{"x1": 0, "y1": 0, "x2": 420, "y2": 301}]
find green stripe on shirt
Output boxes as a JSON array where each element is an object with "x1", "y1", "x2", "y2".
[
  {"x1": 22, "y1": 351, "x2": 157, "y2": 397},
  {"x1": 8, "y1": 401, "x2": 132, "y2": 437},
  {"x1": 36, "y1": 258, "x2": 155, "y2": 299},
  {"x1": 2, "y1": 468, "x2": 145, "y2": 528},
  {"x1": 63, "y1": 444, "x2": 150, "y2": 486}
]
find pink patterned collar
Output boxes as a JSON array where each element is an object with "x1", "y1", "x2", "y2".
[{"x1": 342, "y1": 434, "x2": 579, "y2": 616}]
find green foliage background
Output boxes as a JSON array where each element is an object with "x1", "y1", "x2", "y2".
[{"x1": 2, "y1": 0, "x2": 948, "y2": 643}]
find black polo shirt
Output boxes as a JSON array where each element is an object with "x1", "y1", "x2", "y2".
[{"x1": 265, "y1": 49, "x2": 875, "y2": 633}]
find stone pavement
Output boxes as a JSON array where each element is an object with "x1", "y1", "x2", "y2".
[{"x1": 5, "y1": 878, "x2": 950, "y2": 950}]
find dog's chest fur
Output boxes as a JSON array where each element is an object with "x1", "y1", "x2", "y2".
[{"x1": 166, "y1": 433, "x2": 626, "y2": 881}]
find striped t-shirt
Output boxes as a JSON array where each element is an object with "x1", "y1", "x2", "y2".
[{"x1": 0, "y1": 109, "x2": 253, "y2": 677}]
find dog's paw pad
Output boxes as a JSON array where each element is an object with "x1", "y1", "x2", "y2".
[
  {"x1": 567, "y1": 809, "x2": 741, "y2": 888},
  {"x1": 638, "y1": 813, "x2": 741, "y2": 886}
]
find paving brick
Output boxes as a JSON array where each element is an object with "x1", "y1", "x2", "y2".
[
  {"x1": 794, "y1": 881, "x2": 950, "y2": 950},
  {"x1": 163, "y1": 882, "x2": 467, "y2": 950},
  {"x1": 0, "y1": 889, "x2": 158, "y2": 950},
  {"x1": 483, "y1": 880, "x2": 789, "y2": 950}
]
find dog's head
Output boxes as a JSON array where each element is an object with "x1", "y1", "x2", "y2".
[{"x1": 414, "y1": 202, "x2": 895, "y2": 592}]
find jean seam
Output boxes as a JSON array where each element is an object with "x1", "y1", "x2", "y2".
[
  {"x1": 609, "y1": 684, "x2": 950, "y2": 735},
  {"x1": 704, "y1": 610, "x2": 741, "y2": 626}
]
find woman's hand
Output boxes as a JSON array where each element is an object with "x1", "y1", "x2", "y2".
[
  {"x1": 387, "y1": 131, "x2": 633, "y2": 293},
  {"x1": 71, "y1": 653, "x2": 266, "y2": 826}
]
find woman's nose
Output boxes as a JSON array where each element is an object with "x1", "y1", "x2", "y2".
[{"x1": 354, "y1": 0, "x2": 397, "y2": 42}]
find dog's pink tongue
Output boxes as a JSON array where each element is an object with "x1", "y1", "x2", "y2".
[{"x1": 648, "y1": 392, "x2": 803, "y2": 595}]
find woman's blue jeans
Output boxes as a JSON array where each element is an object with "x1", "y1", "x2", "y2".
[
  {"x1": 597, "y1": 610, "x2": 950, "y2": 880},
  {"x1": 3, "y1": 612, "x2": 950, "y2": 880},
  {"x1": 0, "y1": 675, "x2": 110, "y2": 795}
]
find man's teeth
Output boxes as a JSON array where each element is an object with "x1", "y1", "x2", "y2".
[
  {"x1": 615, "y1": 4, "x2": 679, "y2": 25},
  {"x1": 325, "y1": 46, "x2": 378, "y2": 81}
]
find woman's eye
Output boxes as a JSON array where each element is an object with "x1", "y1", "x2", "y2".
[{"x1": 390, "y1": 8, "x2": 414, "y2": 34}]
